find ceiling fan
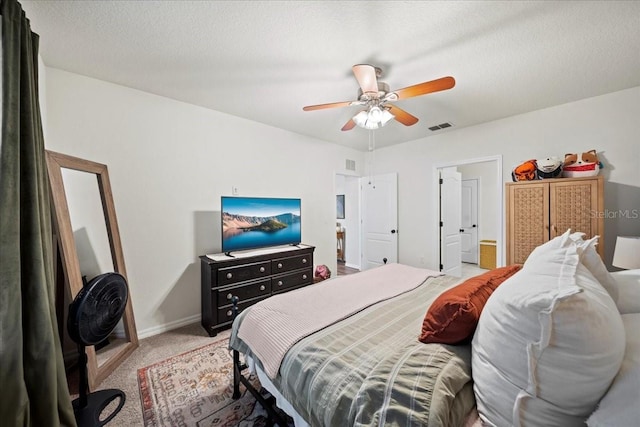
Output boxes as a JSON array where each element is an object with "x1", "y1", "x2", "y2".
[{"x1": 303, "y1": 64, "x2": 455, "y2": 131}]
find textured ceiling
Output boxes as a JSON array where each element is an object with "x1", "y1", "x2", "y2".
[{"x1": 21, "y1": 1, "x2": 640, "y2": 151}]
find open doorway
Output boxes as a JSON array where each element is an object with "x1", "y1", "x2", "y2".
[
  {"x1": 335, "y1": 173, "x2": 361, "y2": 276},
  {"x1": 334, "y1": 171, "x2": 400, "y2": 275},
  {"x1": 434, "y1": 156, "x2": 504, "y2": 276}
]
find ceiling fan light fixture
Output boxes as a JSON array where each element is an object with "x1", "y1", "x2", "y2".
[
  {"x1": 353, "y1": 106, "x2": 395, "y2": 130},
  {"x1": 380, "y1": 108, "x2": 394, "y2": 126},
  {"x1": 369, "y1": 106, "x2": 382, "y2": 122},
  {"x1": 353, "y1": 110, "x2": 373, "y2": 129}
]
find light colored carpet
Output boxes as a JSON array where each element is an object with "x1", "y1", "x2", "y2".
[{"x1": 69, "y1": 323, "x2": 222, "y2": 426}]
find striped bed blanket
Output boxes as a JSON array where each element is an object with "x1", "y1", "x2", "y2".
[
  {"x1": 230, "y1": 266, "x2": 475, "y2": 426},
  {"x1": 237, "y1": 263, "x2": 442, "y2": 379}
]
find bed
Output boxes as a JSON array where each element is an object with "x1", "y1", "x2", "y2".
[
  {"x1": 229, "y1": 264, "x2": 483, "y2": 426},
  {"x1": 228, "y1": 232, "x2": 640, "y2": 427}
]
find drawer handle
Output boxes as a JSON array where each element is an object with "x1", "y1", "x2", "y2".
[
  {"x1": 302, "y1": 274, "x2": 307, "y2": 280},
  {"x1": 260, "y1": 266, "x2": 265, "y2": 273},
  {"x1": 277, "y1": 263, "x2": 283, "y2": 269},
  {"x1": 226, "y1": 310, "x2": 233, "y2": 317},
  {"x1": 259, "y1": 285, "x2": 266, "y2": 291},
  {"x1": 226, "y1": 272, "x2": 233, "y2": 279},
  {"x1": 227, "y1": 293, "x2": 233, "y2": 300},
  {"x1": 277, "y1": 280, "x2": 283, "y2": 286},
  {"x1": 302, "y1": 258, "x2": 307, "y2": 264}
]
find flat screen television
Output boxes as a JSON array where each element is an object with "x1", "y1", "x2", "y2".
[{"x1": 221, "y1": 196, "x2": 301, "y2": 253}]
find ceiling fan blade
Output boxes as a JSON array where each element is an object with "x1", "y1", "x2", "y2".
[
  {"x1": 341, "y1": 118, "x2": 356, "y2": 131},
  {"x1": 387, "y1": 105, "x2": 419, "y2": 126},
  {"x1": 303, "y1": 101, "x2": 355, "y2": 111},
  {"x1": 352, "y1": 64, "x2": 379, "y2": 98},
  {"x1": 391, "y1": 76, "x2": 455, "y2": 100}
]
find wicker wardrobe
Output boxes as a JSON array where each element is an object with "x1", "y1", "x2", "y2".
[{"x1": 506, "y1": 175, "x2": 604, "y2": 265}]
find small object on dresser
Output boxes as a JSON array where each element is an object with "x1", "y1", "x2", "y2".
[
  {"x1": 562, "y1": 149, "x2": 603, "y2": 178},
  {"x1": 511, "y1": 159, "x2": 538, "y2": 181},
  {"x1": 536, "y1": 156, "x2": 563, "y2": 179}
]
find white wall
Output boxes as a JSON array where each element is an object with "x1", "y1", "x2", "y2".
[
  {"x1": 43, "y1": 67, "x2": 365, "y2": 337},
  {"x1": 370, "y1": 86, "x2": 640, "y2": 271},
  {"x1": 42, "y1": 66, "x2": 640, "y2": 335}
]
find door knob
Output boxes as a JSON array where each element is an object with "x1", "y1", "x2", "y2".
[
  {"x1": 460, "y1": 229, "x2": 464, "y2": 233},
  {"x1": 391, "y1": 229, "x2": 396, "y2": 234},
  {"x1": 383, "y1": 258, "x2": 388, "y2": 264},
  {"x1": 472, "y1": 224, "x2": 477, "y2": 228}
]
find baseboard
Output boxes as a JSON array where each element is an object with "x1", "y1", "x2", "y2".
[
  {"x1": 137, "y1": 314, "x2": 201, "y2": 340},
  {"x1": 345, "y1": 262, "x2": 360, "y2": 270}
]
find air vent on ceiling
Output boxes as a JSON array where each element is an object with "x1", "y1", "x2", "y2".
[
  {"x1": 428, "y1": 122, "x2": 453, "y2": 131},
  {"x1": 345, "y1": 159, "x2": 356, "y2": 171}
]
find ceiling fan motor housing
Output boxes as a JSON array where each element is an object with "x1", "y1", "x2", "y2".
[{"x1": 358, "y1": 81, "x2": 390, "y2": 102}]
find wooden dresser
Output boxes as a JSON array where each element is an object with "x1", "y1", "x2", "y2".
[
  {"x1": 200, "y1": 245, "x2": 315, "y2": 336},
  {"x1": 506, "y1": 176, "x2": 604, "y2": 264}
]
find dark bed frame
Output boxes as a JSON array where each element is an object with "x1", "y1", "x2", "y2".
[{"x1": 231, "y1": 296, "x2": 290, "y2": 427}]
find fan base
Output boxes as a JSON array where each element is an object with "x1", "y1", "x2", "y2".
[{"x1": 72, "y1": 389, "x2": 126, "y2": 427}]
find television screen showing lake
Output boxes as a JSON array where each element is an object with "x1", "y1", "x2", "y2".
[
  {"x1": 222, "y1": 222, "x2": 301, "y2": 251},
  {"x1": 220, "y1": 197, "x2": 302, "y2": 252}
]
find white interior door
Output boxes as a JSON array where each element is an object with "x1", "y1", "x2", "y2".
[
  {"x1": 440, "y1": 168, "x2": 462, "y2": 277},
  {"x1": 360, "y1": 173, "x2": 398, "y2": 270},
  {"x1": 461, "y1": 179, "x2": 478, "y2": 264}
]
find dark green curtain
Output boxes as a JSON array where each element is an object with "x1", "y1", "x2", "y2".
[{"x1": 0, "y1": 0, "x2": 76, "y2": 425}]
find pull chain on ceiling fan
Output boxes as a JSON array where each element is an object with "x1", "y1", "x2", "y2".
[{"x1": 303, "y1": 64, "x2": 455, "y2": 131}]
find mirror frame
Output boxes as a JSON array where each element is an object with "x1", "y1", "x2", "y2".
[{"x1": 46, "y1": 150, "x2": 138, "y2": 390}]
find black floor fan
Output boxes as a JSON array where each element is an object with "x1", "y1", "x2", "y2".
[{"x1": 68, "y1": 272, "x2": 129, "y2": 427}]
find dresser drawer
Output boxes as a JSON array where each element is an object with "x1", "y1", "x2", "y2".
[
  {"x1": 272, "y1": 254, "x2": 311, "y2": 273},
  {"x1": 272, "y1": 268, "x2": 313, "y2": 293},
  {"x1": 217, "y1": 261, "x2": 271, "y2": 286},
  {"x1": 217, "y1": 279, "x2": 271, "y2": 306},
  {"x1": 201, "y1": 246, "x2": 315, "y2": 337},
  {"x1": 217, "y1": 295, "x2": 268, "y2": 324}
]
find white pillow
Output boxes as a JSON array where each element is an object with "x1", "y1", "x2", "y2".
[
  {"x1": 524, "y1": 228, "x2": 573, "y2": 263},
  {"x1": 610, "y1": 270, "x2": 640, "y2": 314},
  {"x1": 519, "y1": 229, "x2": 575, "y2": 276},
  {"x1": 569, "y1": 234, "x2": 618, "y2": 302},
  {"x1": 472, "y1": 240, "x2": 625, "y2": 427},
  {"x1": 587, "y1": 313, "x2": 640, "y2": 426}
]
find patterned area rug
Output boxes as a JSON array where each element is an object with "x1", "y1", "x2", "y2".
[{"x1": 138, "y1": 335, "x2": 273, "y2": 427}]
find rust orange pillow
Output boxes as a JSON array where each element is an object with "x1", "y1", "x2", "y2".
[{"x1": 419, "y1": 265, "x2": 522, "y2": 344}]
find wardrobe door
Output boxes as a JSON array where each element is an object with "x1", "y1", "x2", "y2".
[
  {"x1": 549, "y1": 177, "x2": 604, "y2": 258},
  {"x1": 506, "y1": 182, "x2": 550, "y2": 264}
]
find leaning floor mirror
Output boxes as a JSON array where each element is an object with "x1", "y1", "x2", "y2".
[{"x1": 46, "y1": 150, "x2": 138, "y2": 391}]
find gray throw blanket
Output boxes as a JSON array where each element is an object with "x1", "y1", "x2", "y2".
[
  {"x1": 237, "y1": 263, "x2": 441, "y2": 378},
  {"x1": 231, "y1": 273, "x2": 476, "y2": 426}
]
